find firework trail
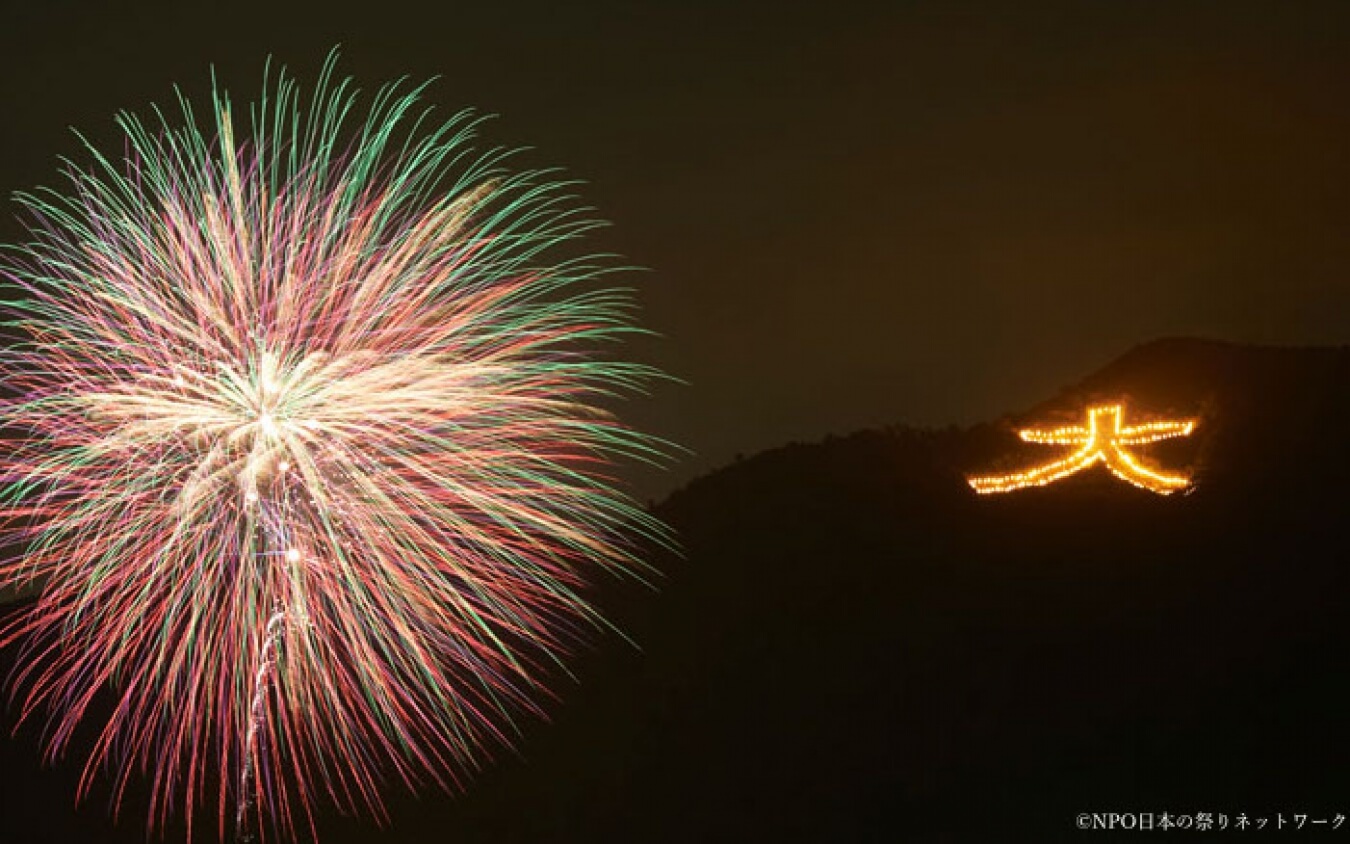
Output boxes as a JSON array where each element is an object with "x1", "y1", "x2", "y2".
[{"x1": 0, "y1": 54, "x2": 668, "y2": 841}]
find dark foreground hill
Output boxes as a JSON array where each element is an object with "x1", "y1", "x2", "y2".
[{"x1": 1, "y1": 338, "x2": 1348, "y2": 843}]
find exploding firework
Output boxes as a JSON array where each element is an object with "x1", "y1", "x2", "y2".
[{"x1": 0, "y1": 55, "x2": 668, "y2": 841}]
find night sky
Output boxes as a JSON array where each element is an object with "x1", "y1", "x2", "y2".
[{"x1": 3, "y1": 1, "x2": 1348, "y2": 499}]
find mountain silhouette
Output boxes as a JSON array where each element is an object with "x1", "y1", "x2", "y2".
[{"x1": 2, "y1": 337, "x2": 1348, "y2": 842}]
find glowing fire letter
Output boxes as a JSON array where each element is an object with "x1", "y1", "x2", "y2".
[{"x1": 967, "y1": 404, "x2": 1196, "y2": 495}]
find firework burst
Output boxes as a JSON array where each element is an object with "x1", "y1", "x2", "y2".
[{"x1": 0, "y1": 55, "x2": 668, "y2": 841}]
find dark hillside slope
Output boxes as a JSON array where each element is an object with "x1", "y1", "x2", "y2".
[{"x1": 585, "y1": 339, "x2": 1350, "y2": 842}]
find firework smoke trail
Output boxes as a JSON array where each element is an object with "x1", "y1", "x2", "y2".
[
  {"x1": 0, "y1": 54, "x2": 669, "y2": 842},
  {"x1": 236, "y1": 607, "x2": 287, "y2": 842}
]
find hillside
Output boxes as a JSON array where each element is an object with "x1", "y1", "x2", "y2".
[
  {"x1": 567, "y1": 338, "x2": 1348, "y2": 842},
  {"x1": 1, "y1": 338, "x2": 1348, "y2": 842}
]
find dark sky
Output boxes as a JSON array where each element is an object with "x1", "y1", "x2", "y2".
[{"x1": 2, "y1": 1, "x2": 1347, "y2": 499}]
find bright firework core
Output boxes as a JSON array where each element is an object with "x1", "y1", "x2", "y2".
[{"x1": 107, "y1": 349, "x2": 326, "y2": 509}]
